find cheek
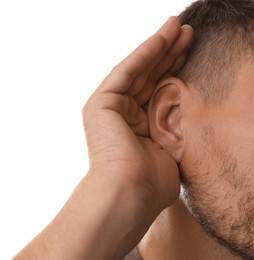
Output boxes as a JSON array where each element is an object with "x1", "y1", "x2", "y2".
[
  {"x1": 181, "y1": 120, "x2": 250, "y2": 180},
  {"x1": 181, "y1": 124, "x2": 214, "y2": 179},
  {"x1": 180, "y1": 121, "x2": 254, "y2": 212},
  {"x1": 180, "y1": 128, "x2": 254, "y2": 250},
  {"x1": 214, "y1": 119, "x2": 254, "y2": 185},
  {"x1": 180, "y1": 110, "x2": 254, "y2": 196}
]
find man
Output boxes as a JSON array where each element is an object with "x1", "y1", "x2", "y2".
[
  {"x1": 138, "y1": 1, "x2": 254, "y2": 259},
  {"x1": 14, "y1": 0, "x2": 254, "y2": 259}
]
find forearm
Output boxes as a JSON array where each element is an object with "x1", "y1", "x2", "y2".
[
  {"x1": 14, "y1": 171, "x2": 151, "y2": 260},
  {"x1": 13, "y1": 17, "x2": 189, "y2": 260}
]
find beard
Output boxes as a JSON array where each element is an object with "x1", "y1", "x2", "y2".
[{"x1": 179, "y1": 125, "x2": 254, "y2": 259}]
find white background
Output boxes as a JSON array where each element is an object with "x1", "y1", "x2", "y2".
[{"x1": 0, "y1": 1, "x2": 192, "y2": 258}]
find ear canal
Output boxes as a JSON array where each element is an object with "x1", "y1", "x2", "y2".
[{"x1": 149, "y1": 83, "x2": 183, "y2": 162}]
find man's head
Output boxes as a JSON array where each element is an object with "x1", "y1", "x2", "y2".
[
  {"x1": 149, "y1": 0, "x2": 254, "y2": 258},
  {"x1": 179, "y1": 0, "x2": 254, "y2": 104}
]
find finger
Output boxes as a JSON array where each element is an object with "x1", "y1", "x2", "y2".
[
  {"x1": 126, "y1": 24, "x2": 192, "y2": 98},
  {"x1": 169, "y1": 52, "x2": 187, "y2": 74},
  {"x1": 115, "y1": 95, "x2": 149, "y2": 137},
  {"x1": 157, "y1": 16, "x2": 183, "y2": 47},
  {"x1": 91, "y1": 93, "x2": 150, "y2": 137},
  {"x1": 125, "y1": 17, "x2": 182, "y2": 97},
  {"x1": 152, "y1": 53, "x2": 187, "y2": 83},
  {"x1": 96, "y1": 17, "x2": 182, "y2": 94},
  {"x1": 134, "y1": 25, "x2": 193, "y2": 106},
  {"x1": 147, "y1": 25, "x2": 193, "y2": 83}
]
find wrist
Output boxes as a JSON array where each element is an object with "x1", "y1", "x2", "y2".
[{"x1": 82, "y1": 171, "x2": 157, "y2": 259}]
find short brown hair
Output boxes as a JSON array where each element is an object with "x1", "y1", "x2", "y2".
[{"x1": 178, "y1": 0, "x2": 254, "y2": 103}]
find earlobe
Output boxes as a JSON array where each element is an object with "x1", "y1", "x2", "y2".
[{"x1": 149, "y1": 78, "x2": 186, "y2": 162}]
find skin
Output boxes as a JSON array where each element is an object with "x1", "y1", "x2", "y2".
[
  {"x1": 14, "y1": 15, "x2": 254, "y2": 259},
  {"x1": 181, "y1": 63, "x2": 254, "y2": 258},
  {"x1": 143, "y1": 62, "x2": 254, "y2": 259},
  {"x1": 138, "y1": 200, "x2": 241, "y2": 260},
  {"x1": 14, "y1": 17, "x2": 194, "y2": 259}
]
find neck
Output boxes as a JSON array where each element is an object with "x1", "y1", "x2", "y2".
[{"x1": 138, "y1": 199, "x2": 240, "y2": 260}]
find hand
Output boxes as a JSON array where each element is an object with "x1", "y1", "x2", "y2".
[
  {"x1": 14, "y1": 17, "x2": 193, "y2": 260},
  {"x1": 82, "y1": 16, "x2": 193, "y2": 258}
]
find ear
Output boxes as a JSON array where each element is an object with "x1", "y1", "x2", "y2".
[{"x1": 148, "y1": 77, "x2": 187, "y2": 162}]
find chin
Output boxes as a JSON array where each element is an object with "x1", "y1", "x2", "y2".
[{"x1": 180, "y1": 162, "x2": 254, "y2": 259}]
